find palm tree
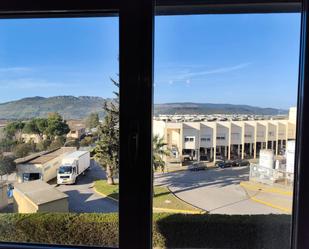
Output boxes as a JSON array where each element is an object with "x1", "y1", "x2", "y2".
[{"x1": 153, "y1": 134, "x2": 170, "y2": 172}]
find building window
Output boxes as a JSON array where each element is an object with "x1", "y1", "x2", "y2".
[
  {"x1": 201, "y1": 137, "x2": 211, "y2": 142},
  {"x1": 185, "y1": 136, "x2": 195, "y2": 142},
  {"x1": 216, "y1": 136, "x2": 225, "y2": 140}
]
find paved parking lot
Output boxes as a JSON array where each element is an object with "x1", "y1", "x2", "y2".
[
  {"x1": 155, "y1": 167, "x2": 283, "y2": 214},
  {"x1": 5, "y1": 162, "x2": 284, "y2": 214},
  {"x1": 56, "y1": 160, "x2": 118, "y2": 213}
]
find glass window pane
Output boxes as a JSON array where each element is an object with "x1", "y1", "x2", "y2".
[
  {"x1": 0, "y1": 17, "x2": 119, "y2": 247},
  {"x1": 153, "y1": 13, "x2": 300, "y2": 249}
]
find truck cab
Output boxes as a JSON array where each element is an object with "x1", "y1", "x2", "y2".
[
  {"x1": 57, "y1": 151, "x2": 90, "y2": 185},
  {"x1": 57, "y1": 163, "x2": 77, "y2": 184}
]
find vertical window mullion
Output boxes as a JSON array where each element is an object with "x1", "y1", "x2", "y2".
[
  {"x1": 119, "y1": 1, "x2": 154, "y2": 249},
  {"x1": 292, "y1": 1, "x2": 309, "y2": 248}
]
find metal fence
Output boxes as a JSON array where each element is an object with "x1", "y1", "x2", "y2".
[{"x1": 249, "y1": 164, "x2": 294, "y2": 186}]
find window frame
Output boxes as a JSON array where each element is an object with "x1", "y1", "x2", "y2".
[{"x1": 0, "y1": 0, "x2": 307, "y2": 249}]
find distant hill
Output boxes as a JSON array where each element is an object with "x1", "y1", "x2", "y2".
[
  {"x1": 0, "y1": 96, "x2": 108, "y2": 120},
  {"x1": 0, "y1": 96, "x2": 287, "y2": 120},
  {"x1": 153, "y1": 103, "x2": 287, "y2": 116}
]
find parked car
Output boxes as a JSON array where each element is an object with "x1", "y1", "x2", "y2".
[
  {"x1": 189, "y1": 162, "x2": 206, "y2": 171},
  {"x1": 216, "y1": 159, "x2": 237, "y2": 168},
  {"x1": 215, "y1": 160, "x2": 226, "y2": 168},
  {"x1": 215, "y1": 159, "x2": 224, "y2": 165},
  {"x1": 225, "y1": 160, "x2": 237, "y2": 167},
  {"x1": 235, "y1": 159, "x2": 250, "y2": 167}
]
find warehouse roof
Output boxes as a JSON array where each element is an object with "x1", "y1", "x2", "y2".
[
  {"x1": 14, "y1": 180, "x2": 68, "y2": 205},
  {"x1": 27, "y1": 147, "x2": 76, "y2": 165},
  {"x1": 14, "y1": 150, "x2": 50, "y2": 165}
]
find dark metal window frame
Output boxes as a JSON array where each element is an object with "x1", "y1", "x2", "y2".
[{"x1": 0, "y1": 0, "x2": 307, "y2": 249}]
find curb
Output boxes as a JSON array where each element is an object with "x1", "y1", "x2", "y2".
[
  {"x1": 153, "y1": 207, "x2": 206, "y2": 214},
  {"x1": 240, "y1": 181, "x2": 293, "y2": 196},
  {"x1": 93, "y1": 187, "x2": 119, "y2": 202},
  {"x1": 239, "y1": 182, "x2": 292, "y2": 213},
  {"x1": 251, "y1": 197, "x2": 292, "y2": 213},
  {"x1": 167, "y1": 186, "x2": 208, "y2": 214}
]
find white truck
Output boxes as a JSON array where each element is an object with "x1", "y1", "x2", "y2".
[{"x1": 57, "y1": 151, "x2": 90, "y2": 185}]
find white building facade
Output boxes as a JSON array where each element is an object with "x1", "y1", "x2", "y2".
[{"x1": 153, "y1": 107, "x2": 297, "y2": 163}]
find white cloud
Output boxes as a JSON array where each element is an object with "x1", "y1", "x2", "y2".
[
  {"x1": 176, "y1": 63, "x2": 251, "y2": 81},
  {"x1": 156, "y1": 62, "x2": 251, "y2": 85}
]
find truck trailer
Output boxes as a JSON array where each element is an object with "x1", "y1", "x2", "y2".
[{"x1": 57, "y1": 151, "x2": 90, "y2": 184}]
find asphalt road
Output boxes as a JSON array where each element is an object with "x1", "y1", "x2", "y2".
[
  {"x1": 56, "y1": 160, "x2": 118, "y2": 213},
  {"x1": 154, "y1": 167, "x2": 282, "y2": 214},
  {"x1": 55, "y1": 162, "x2": 281, "y2": 214}
]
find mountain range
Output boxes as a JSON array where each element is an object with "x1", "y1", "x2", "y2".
[
  {"x1": 0, "y1": 96, "x2": 287, "y2": 120},
  {"x1": 154, "y1": 103, "x2": 287, "y2": 116}
]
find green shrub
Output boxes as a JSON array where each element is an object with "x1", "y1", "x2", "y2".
[
  {"x1": 0, "y1": 213, "x2": 118, "y2": 247},
  {"x1": 48, "y1": 136, "x2": 66, "y2": 150},
  {"x1": 13, "y1": 143, "x2": 33, "y2": 158},
  {"x1": 36, "y1": 139, "x2": 51, "y2": 151},
  {"x1": 153, "y1": 213, "x2": 291, "y2": 249},
  {"x1": 0, "y1": 213, "x2": 291, "y2": 248}
]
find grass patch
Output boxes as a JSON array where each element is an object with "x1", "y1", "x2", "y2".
[
  {"x1": 94, "y1": 180, "x2": 119, "y2": 200},
  {"x1": 153, "y1": 186, "x2": 201, "y2": 212},
  {"x1": 94, "y1": 180, "x2": 202, "y2": 213}
]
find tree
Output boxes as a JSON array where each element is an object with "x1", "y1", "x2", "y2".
[
  {"x1": 64, "y1": 138, "x2": 80, "y2": 148},
  {"x1": 23, "y1": 119, "x2": 39, "y2": 134},
  {"x1": 35, "y1": 118, "x2": 48, "y2": 136},
  {"x1": 0, "y1": 154, "x2": 16, "y2": 177},
  {"x1": 85, "y1": 113, "x2": 100, "y2": 129},
  {"x1": 36, "y1": 139, "x2": 51, "y2": 151},
  {"x1": 45, "y1": 113, "x2": 70, "y2": 139},
  {"x1": 80, "y1": 136, "x2": 94, "y2": 147},
  {"x1": 48, "y1": 136, "x2": 66, "y2": 150},
  {"x1": 13, "y1": 143, "x2": 33, "y2": 158},
  {"x1": 4, "y1": 121, "x2": 25, "y2": 140},
  {"x1": 92, "y1": 78, "x2": 119, "y2": 185},
  {"x1": 0, "y1": 139, "x2": 16, "y2": 153},
  {"x1": 92, "y1": 104, "x2": 119, "y2": 185},
  {"x1": 153, "y1": 134, "x2": 170, "y2": 172},
  {"x1": 23, "y1": 118, "x2": 48, "y2": 136}
]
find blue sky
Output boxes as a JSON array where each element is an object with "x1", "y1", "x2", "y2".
[{"x1": 0, "y1": 13, "x2": 301, "y2": 109}]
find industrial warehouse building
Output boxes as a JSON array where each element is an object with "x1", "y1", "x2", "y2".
[
  {"x1": 153, "y1": 107, "x2": 297, "y2": 164},
  {"x1": 13, "y1": 180, "x2": 68, "y2": 213},
  {"x1": 16, "y1": 147, "x2": 76, "y2": 183}
]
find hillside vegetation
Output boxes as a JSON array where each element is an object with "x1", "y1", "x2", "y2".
[
  {"x1": 154, "y1": 102, "x2": 287, "y2": 116},
  {"x1": 0, "y1": 96, "x2": 287, "y2": 120},
  {"x1": 0, "y1": 96, "x2": 108, "y2": 120}
]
